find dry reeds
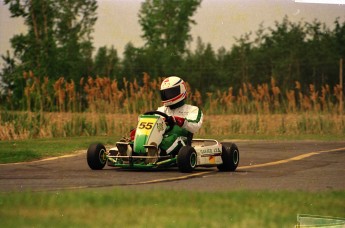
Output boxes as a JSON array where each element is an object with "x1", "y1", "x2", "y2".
[
  {"x1": 2, "y1": 111, "x2": 344, "y2": 140},
  {"x1": 1, "y1": 73, "x2": 344, "y2": 140},
  {"x1": 16, "y1": 72, "x2": 345, "y2": 115}
]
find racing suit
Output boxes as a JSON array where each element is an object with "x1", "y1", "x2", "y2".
[{"x1": 157, "y1": 104, "x2": 203, "y2": 154}]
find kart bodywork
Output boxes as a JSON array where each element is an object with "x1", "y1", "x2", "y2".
[{"x1": 87, "y1": 111, "x2": 239, "y2": 173}]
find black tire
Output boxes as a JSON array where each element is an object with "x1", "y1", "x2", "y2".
[
  {"x1": 217, "y1": 143, "x2": 239, "y2": 172},
  {"x1": 177, "y1": 146, "x2": 197, "y2": 173},
  {"x1": 87, "y1": 143, "x2": 107, "y2": 170}
]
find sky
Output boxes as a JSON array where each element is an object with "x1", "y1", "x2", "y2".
[{"x1": 1, "y1": 0, "x2": 345, "y2": 59}]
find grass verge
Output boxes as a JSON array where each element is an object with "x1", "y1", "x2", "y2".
[
  {"x1": 0, "y1": 136, "x2": 119, "y2": 163},
  {"x1": 0, "y1": 189, "x2": 344, "y2": 227}
]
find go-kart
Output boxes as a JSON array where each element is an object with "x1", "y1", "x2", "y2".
[{"x1": 87, "y1": 111, "x2": 239, "y2": 173}]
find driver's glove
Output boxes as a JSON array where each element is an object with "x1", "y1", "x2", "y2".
[
  {"x1": 166, "y1": 116, "x2": 185, "y2": 127},
  {"x1": 173, "y1": 116, "x2": 185, "y2": 127},
  {"x1": 129, "y1": 128, "x2": 136, "y2": 141}
]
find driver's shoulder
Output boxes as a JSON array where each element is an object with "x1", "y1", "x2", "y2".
[
  {"x1": 157, "y1": 106, "x2": 166, "y2": 112},
  {"x1": 180, "y1": 104, "x2": 200, "y2": 112}
]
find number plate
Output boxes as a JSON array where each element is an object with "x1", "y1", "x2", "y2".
[{"x1": 137, "y1": 118, "x2": 156, "y2": 136}]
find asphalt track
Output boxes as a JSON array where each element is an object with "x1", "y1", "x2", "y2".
[{"x1": 1, "y1": 141, "x2": 345, "y2": 192}]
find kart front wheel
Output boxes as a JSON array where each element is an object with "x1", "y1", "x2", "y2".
[
  {"x1": 217, "y1": 143, "x2": 239, "y2": 172},
  {"x1": 87, "y1": 143, "x2": 107, "y2": 170},
  {"x1": 177, "y1": 146, "x2": 197, "y2": 173}
]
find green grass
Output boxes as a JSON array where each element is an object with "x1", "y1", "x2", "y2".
[
  {"x1": 0, "y1": 136, "x2": 119, "y2": 163},
  {"x1": 0, "y1": 189, "x2": 344, "y2": 227},
  {"x1": 1, "y1": 136, "x2": 343, "y2": 227}
]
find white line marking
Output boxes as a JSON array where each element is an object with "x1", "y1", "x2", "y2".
[
  {"x1": 137, "y1": 147, "x2": 345, "y2": 184},
  {"x1": 238, "y1": 147, "x2": 345, "y2": 170}
]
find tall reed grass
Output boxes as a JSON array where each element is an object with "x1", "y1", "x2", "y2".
[
  {"x1": 7, "y1": 71, "x2": 344, "y2": 114},
  {"x1": 0, "y1": 72, "x2": 344, "y2": 140},
  {"x1": 1, "y1": 112, "x2": 344, "y2": 140}
]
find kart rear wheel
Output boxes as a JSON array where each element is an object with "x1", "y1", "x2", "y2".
[
  {"x1": 177, "y1": 146, "x2": 197, "y2": 173},
  {"x1": 87, "y1": 143, "x2": 107, "y2": 170},
  {"x1": 217, "y1": 143, "x2": 239, "y2": 172}
]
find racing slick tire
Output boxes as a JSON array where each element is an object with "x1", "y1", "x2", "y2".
[
  {"x1": 177, "y1": 146, "x2": 197, "y2": 173},
  {"x1": 87, "y1": 143, "x2": 107, "y2": 170},
  {"x1": 217, "y1": 143, "x2": 239, "y2": 172}
]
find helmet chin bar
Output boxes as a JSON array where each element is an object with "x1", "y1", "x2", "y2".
[{"x1": 166, "y1": 99, "x2": 185, "y2": 109}]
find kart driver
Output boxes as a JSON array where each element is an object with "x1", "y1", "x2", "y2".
[{"x1": 157, "y1": 76, "x2": 203, "y2": 155}]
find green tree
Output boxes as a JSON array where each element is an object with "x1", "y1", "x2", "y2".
[
  {"x1": 138, "y1": 0, "x2": 201, "y2": 76},
  {"x1": 262, "y1": 17, "x2": 306, "y2": 88},
  {"x1": 93, "y1": 46, "x2": 120, "y2": 78},
  {"x1": 334, "y1": 18, "x2": 345, "y2": 60},
  {"x1": 121, "y1": 42, "x2": 148, "y2": 82},
  {"x1": 55, "y1": 0, "x2": 97, "y2": 81},
  {"x1": 3, "y1": 0, "x2": 97, "y2": 96},
  {"x1": 183, "y1": 37, "x2": 218, "y2": 93},
  {"x1": 304, "y1": 20, "x2": 336, "y2": 87},
  {"x1": 231, "y1": 32, "x2": 253, "y2": 85},
  {"x1": 5, "y1": 0, "x2": 55, "y2": 79}
]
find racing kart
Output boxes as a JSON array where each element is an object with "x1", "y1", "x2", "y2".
[{"x1": 87, "y1": 111, "x2": 239, "y2": 173}]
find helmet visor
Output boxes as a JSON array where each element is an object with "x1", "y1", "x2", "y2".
[{"x1": 160, "y1": 86, "x2": 181, "y2": 101}]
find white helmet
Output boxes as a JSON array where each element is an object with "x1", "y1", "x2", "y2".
[{"x1": 160, "y1": 76, "x2": 187, "y2": 107}]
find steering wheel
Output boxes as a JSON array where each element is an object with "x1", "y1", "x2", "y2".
[{"x1": 143, "y1": 110, "x2": 175, "y2": 129}]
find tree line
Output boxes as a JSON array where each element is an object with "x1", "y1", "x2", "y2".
[
  {"x1": 94, "y1": 16, "x2": 345, "y2": 95},
  {"x1": 1, "y1": 0, "x2": 344, "y2": 110}
]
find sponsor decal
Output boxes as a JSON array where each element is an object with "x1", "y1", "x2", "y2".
[
  {"x1": 162, "y1": 79, "x2": 170, "y2": 88},
  {"x1": 209, "y1": 156, "x2": 215, "y2": 164},
  {"x1": 200, "y1": 147, "x2": 222, "y2": 154},
  {"x1": 156, "y1": 122, "x2": 164, "y2": 132},
  {"x1": 200, "y1": 148, "x2": 212, "y2": 154}
]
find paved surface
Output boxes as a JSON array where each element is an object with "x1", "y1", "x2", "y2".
[{"x1": 1, "y1": 141, "x2": 345, "y2": 192}]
